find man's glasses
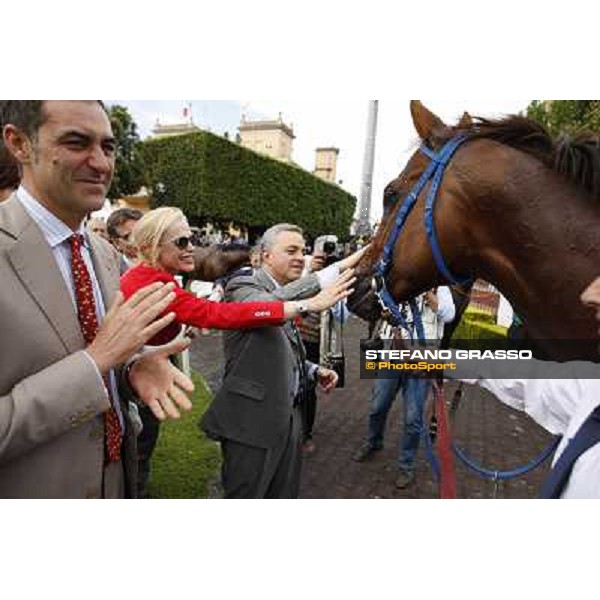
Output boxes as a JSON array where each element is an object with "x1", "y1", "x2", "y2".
[{"x1": 169, "y1": 236, "x2": 194, "y2": 250}]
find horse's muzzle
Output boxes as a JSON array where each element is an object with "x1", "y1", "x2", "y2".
[{"x1": 347, "y1": 275, "x2": 383, "y2": 322}]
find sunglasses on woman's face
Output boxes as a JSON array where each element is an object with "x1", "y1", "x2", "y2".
[{"x1": 169, "y1": 235, "x2": 194, "y2": 250}]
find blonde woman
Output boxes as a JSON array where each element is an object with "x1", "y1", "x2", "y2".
[{"x1": 120, "y1": 207, "x2": 355, "y2": 346}]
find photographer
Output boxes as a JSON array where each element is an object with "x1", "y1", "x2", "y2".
[
  {"x1": 312, "y1": 235, "x2": 340, "y2": 268},
  {"x1": 298, "y1": 242, "x2": 349, "y2": 453}
]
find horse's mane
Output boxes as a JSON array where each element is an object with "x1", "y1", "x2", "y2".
[
  {"x1": 363, "y1": 113, "x2": 600, "y2": 273},
  {"x1": 449, "y1": 115, "x2": 600, "y2": 198}
]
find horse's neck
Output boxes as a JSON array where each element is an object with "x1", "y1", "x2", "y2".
[{"x1": 465, "y1": 159, "x2": 600, "y2": 339}]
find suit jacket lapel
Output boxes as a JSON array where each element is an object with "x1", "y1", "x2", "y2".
[
  {"x1": 4, "y1": 200, "x2": 84, "y2": 354},
  {"x1": 254, "y1": 267, "x2": 276, "y2": 293},
  {"x1": 256, "y1": 268, "x2": 300, "y2": 350}
]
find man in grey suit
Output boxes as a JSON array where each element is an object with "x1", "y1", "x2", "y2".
[
  {"x1": 202, "y1": 224, "x2": 363, "y2": 498},
  {"x1": 0, "y1": 100, "x2": 194, "y2": 498}
]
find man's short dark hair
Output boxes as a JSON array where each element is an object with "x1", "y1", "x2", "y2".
[
  {"x1": 0, "y1": 100, "x2": 108, "y2": 141},
  {"x1": 0, "y1": 142, "x2": 20, "y2": 190},
  {"x1": 0, "y1": 101, "x2": 46, "y2": 140},
  {"x1": 106, "y1": 208, "x2": 143, "y2": 238}
]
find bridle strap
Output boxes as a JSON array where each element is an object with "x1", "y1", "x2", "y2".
[
  {"x1": 374, "y1": 134, "x2": 472, "y2": 338},
  {"x1": 423, "y1": 136, "x2": 471, "y2": 286}
]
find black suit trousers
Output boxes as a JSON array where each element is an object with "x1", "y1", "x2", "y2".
[{"x1": 220, "y1": 405, "x2": 303, "y2": 498}]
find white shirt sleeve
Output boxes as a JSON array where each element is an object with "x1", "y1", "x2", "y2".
[
  {"x1": 435, "y1": 286, "x2": 455, "y2": 323},
  {"x1": 315, "y1": 263, "x2": 340, "y2": 288},
  {"x1": 459, "y1": 371, "x2": 587, "y2": 436},
  {"x1": 307, "y1": 362, "x2": 319, "y2": 381}
]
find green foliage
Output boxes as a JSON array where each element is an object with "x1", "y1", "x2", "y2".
[
  {"x1": 147, "y1": 373, "x2": 220, "y2": 499},
  {"x1": 140, "y1": 131, "x2": 357, "y2": 238},
  {"x1": 107, "y1": 104, "x2": 145, "y2": 199},
  {"x1": 526, "y1": 100, "x2": 600, "y2": 136}
]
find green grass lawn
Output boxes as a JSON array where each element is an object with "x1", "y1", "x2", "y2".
[{"x1": 147, "y1": 372, "x2": 221, "y2": 499}]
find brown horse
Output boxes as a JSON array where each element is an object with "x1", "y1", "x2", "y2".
[
  {"x1": 185, "y1": 243, "x2": 251, "y2": 283},
  {"x1": 348, "y1": 101, "x2": 600, "y2": 359}
]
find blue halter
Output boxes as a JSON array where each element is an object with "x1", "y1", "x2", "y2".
[{"x1": 374, "y1": 134, "x2": 472, "y2": 339}]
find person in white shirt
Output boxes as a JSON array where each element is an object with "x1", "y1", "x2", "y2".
[
  {"x1": 353, "y1": 287, "x2": 455, "y2": 490},
  {"x1": 456, "y1": 276, "x2": 600, "y2": 498}
]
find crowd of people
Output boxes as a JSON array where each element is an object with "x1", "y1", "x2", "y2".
[
  {"x1": 0, "y1": 100, "x2": 363, "y2": 499},
  {"x1": 2, "y1": 100, "x2": 600, "y2": 499}
]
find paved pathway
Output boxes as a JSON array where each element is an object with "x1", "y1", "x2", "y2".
[{"x1": 190, "y1": 317, "x2": 553, "y2": 499}]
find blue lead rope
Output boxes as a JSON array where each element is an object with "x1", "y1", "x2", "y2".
[{"x1": 452, "y1": 436, "x2": 561, "y2": 481}]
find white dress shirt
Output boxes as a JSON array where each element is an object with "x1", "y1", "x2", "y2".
[
  {"x1": 461, "y1": 368, "x2": 600, "y2": 498},
  {"x1": 262, "y1": 267, "x2": 319, "y2": 385}
]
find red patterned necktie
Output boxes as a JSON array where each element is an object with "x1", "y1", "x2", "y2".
[{"x1": 70, "y1": 234, "x2": 122, "y2": 462}]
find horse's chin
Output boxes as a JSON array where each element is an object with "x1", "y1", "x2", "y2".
[{"x1": 347, "y1": 277, "x2": 382, "y2": 323}]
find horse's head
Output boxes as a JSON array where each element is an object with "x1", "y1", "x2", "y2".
[
  {"x1": 190, "y1": 243, "x2": 251, "y2": 281},
  {"x1": 348, "y1": 101, "x2": 474, "y2": 323}
]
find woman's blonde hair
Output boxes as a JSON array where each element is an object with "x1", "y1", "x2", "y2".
[{"x1": 132, "y1": 206, "x2": 188, "y2": 266}]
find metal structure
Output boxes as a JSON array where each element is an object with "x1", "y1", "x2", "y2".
[{"x1": 356, "y1": 100, "x2": 379, "y2": 236}]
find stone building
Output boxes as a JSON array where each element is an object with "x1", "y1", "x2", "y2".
[
  {"x1": 238, "y1": 113, "x2": 295, "y2": 162},
  {"x1": 313, "y1": 147, "x2": 339, "y2": 183}
]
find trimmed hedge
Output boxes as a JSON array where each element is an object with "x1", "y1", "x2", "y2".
[{"x1": 141, "y1": 131, "x2": 357, "y2": 239}]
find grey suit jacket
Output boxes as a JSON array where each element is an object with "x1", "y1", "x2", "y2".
[
  {"x1": 201, "y1": 267, "x2": 321, "y2": 449},
  {"x1": 0, "y1": 194, "x2": 137, "y2": 498}
]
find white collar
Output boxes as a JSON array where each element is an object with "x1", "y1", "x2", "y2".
[{"x1": 16, "y1": 185, "x2": 87, "y2": 249}]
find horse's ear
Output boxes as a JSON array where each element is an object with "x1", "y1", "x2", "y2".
[
  {"x1": 457, "y1": 111, "x2": 472, "y2": 128},
  {"x1": 410, "y1": 100, "x2": 451, "y2": 144}
]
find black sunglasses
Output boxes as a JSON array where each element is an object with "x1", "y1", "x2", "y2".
[{"x1": 170, "y1": 235, "x2": 194, "y2": 250}]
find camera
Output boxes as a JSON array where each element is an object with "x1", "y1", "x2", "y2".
[
  {"x1": 314, "y1": 235, "x2": 341, "y2": 267},
  {"x1": 323, "y1": 353, "x2": 345, "y2": 388}
]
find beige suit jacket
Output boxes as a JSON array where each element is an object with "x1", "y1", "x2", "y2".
[{"x1": 0, "y1": 194, "x2": 137, "y2": 498}]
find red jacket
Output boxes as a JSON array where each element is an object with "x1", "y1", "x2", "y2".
[{"x1": 120, "y1": 264, "x2": 284, "y2": 345}]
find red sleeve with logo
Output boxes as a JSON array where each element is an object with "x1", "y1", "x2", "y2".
[{"x1": 120, "y1": 264, "x2": 285, "y2": 331}]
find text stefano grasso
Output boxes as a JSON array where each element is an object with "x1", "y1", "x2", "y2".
[{"x1": 364, "y1": 349, "x2": 533, "y2": 361}]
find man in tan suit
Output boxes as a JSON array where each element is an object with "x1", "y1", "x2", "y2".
[
  {"x1": 0, "y1": 141, "x2": 19, "y2": 202},
  {"x1": 0, "y1": 100, "x2": 194, "y2": 498}
]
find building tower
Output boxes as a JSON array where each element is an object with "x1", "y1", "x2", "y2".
[
  {"x1": 313, "y1": 147, "x2": 339, "y2": 183},
  {"x1": 238, "y1": 113, "x2": 295, "y2": 162}
]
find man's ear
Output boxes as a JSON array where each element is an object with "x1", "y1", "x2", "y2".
[
  {"x1": 3, "y1": 124, "x2": 34, "y2": 165},
  {"x1": 410, "y1": 101, "x2": 452, "y2": 146}
]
